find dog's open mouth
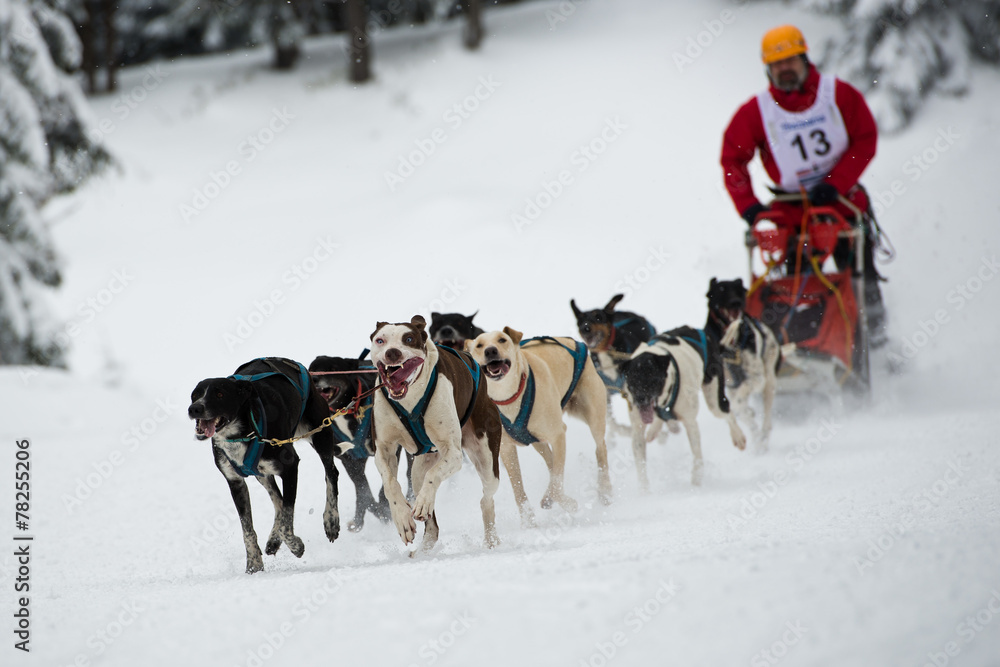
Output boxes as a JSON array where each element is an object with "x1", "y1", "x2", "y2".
[
  {"x1": 195, "y1": 416, "x2": 229, "y2": 440},
  {"x1": 377, "y1": 357, "x2": 424, "y2": 399},
  {"x1": 717, "y1": 306, "x2": 743, "y2": 325},
  {"x1": 484, "y1": 359, "x2": 511, "y2": 380},
  {"x1": 318, "y1": 386, "x2": 340, "y2": 407},
  {"x1": 638, "y1": 404, "x2": 656, "y2": 425}
]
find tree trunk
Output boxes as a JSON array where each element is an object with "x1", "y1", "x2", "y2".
[
  {"x1": 102, "y1": 0, "x2": 116, "y2": 92},
  {"x1": 344, "y1": 0, "x2": 371, "y2": 83},
  {"x1": 463, "y1": 0, "x2": 483, "y2": 51}
]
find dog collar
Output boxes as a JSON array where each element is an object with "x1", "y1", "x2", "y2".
[{"x1": 493, "y1": 372, "x2": 528, "y2": 406}]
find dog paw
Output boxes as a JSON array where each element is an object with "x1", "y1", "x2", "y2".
[
  {"x1": 733, "y1": 434, "x2": 747, "y2": 451},
  {"x1": 559, "y1": 495, "x2": 579, "y2": 513},
  {"x1": 286, "y1": 535, "x2": 305, "y2": 558},
  {"x1": 394, "y1": 513, "x2": 417, "y2": 545},
  {"x1": 412, "y1": 492, "x2": 435, "y2": 522},
  {"x1": 540, "y1": 493, "x2": 554, "y2": 510},
  {"x1": 598, "y1": 490, "x2": 613, "y2": 506},
  {"x1": 265, "y1": 535, "x2": 281, "y2": 556},
  {"x1": 484, "y1": 528, "x2": 500, "y2": 549},
  {"x1": 348, "y1": 519, "x2": 363, "y2": 533},
  {"x1": 246, "y1": 555, "x2": 264, "y2": 574},
  {"x1": 324, "y1": 511, "x2": 341, "y2": 543}
]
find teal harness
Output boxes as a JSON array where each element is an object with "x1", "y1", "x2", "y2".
[
  {"x1": 327, "y1": 394, "x2": 373, "y2": 460},
  {"x1": 498, "y1": 337, "x2": 589, "y2": 446},
  {"x1": 382, "y1": 345, "x2": 482, "y2": 456},
  {"x1": 650, "y1": 330, "x2": 708, "y2": 423},
  {"x1": 225, "y1": 359, "x2": 310, "y2": 478}
]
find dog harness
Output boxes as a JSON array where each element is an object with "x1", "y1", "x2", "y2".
[
  {"x1": 496, "y1": 338, "x2": 589, "y2": 446},
  {"x1": 675, "y1": 329, "x2": 710, "y2": 379},
  {"x1": 653, "y1": 352, "x2": 682, "y2": 423},
  {"x1": 595, "y1": 314, "x2": 656, "y2": 390},
  {"x1": 225, "y1": 358, "x2": 310, "y2": 478},
  {"x1": 327, "y1": 394, "x2": 373, "y2": 460},
  {"x1": 381, "y1": 345, "x2": 482, "y2": 456}
]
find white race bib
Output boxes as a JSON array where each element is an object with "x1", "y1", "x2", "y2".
[{"x1": 757, "y1": 74, "x2": 849, "y2": 191}]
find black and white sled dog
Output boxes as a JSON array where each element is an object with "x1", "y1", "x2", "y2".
[
  {"x1": 705, "y1": 277, "x2": 782, "y2": 452},
  {"x1": 620, "y1": 327, "x2": 746, "y2": 489},
  {"x1": 429, "y1": 311, "x2": 485, "y2": 351},
  {"x1": 188, "y1": 357, "x2": 347, "y2": 574},
  {"x1": 570, "y1": 294, "x2": 656, "y2": 435},
  {"x1": 308, "y1": 354, "x2": 404, "y2": 532}
]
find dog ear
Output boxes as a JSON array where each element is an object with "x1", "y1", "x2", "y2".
[
  {"x1": 431, "y1": 312, "x2": 441, "y2": 321},
  {"x1": 502, "y1": 326, "x2": 523, "y2": 345},
  {"x1": 411, "y1": 314, "x2": 427, "y2": 329},
  {"x1": 469, "y1": 310, "x2": 478, "y2": 322},
  {"x1": 604, "y1": 293, "x2": 624, "y2": 313},
  {"x1": 370, "y1": 322, "x2": 389, "y2": 340},
  {"x1": 570, "y1": 299, "x2": 582, "y2": 320}
]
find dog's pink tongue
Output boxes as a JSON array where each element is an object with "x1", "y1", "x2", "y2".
[
  {"x1": 199, "y1": 418, "x2": 217, "y2": 438},
  {"x1": 639, "y1": 405, "x2": 655, "y2": 425}
]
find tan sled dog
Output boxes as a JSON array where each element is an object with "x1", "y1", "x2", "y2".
[{"x1": 466, "y1": 327, "x2": 612, "y2": 525}]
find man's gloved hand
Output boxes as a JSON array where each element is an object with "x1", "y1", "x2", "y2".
[
  {"x1": 741, "y1": 202, "x2": 768, "y2": 226},
  {"x1": 808, "y1": 182, "x2": 840, "y2": 206}
]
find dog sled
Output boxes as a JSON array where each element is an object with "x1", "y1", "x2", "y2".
[{"x1": 743, "y1": 194, "x2": 871, "y2": 396}]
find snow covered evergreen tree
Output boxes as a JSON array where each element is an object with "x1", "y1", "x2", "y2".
[
  {"x1": 750, "y1": 0, "x2": 1000, "y2": 132},
  {"x1": 0, "y1": 0, "x2": 109, "y2": 366}
]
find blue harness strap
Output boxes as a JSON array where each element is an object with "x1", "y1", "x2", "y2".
[
  {"x1": 676, "y1": 329, "x2": 710, "y2": 379},
  {"x1": 653, "y1": 353, "x2": 681, "y2": 422},
  {"x1": 328, "y1": 395, "x2": 373, "y2": 460},
  {"x1": 498, "y1": 370, "x2": 540, "y2": 445},
  {"x1": 225, "y1": 358, "x2": 311, "y2": 478},
  {"x1": 381, "y1": 345, "x2": 483, "y2": 456},
  {"x1": 520, "y1": 337, "x2": 589, "y2": 408},
  {"x1": 596, "y1": 363, "x2": 625, "y2": 392}
]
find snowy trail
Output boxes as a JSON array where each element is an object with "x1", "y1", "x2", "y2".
[{"x1": 3, "y1": 0, "x2": 1000, "y2": 665}]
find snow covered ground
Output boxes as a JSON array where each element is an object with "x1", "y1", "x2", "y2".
[{"x1": 2, "y1": 1, "x2": 999, "y2": 665}]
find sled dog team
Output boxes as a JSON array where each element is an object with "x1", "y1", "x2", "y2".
[{"x1": 188, "y1": 278, "x2": 781, "y2": 573}]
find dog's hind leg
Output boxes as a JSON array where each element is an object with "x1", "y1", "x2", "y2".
[
  {"x1": 704, "y1": 377, "x2": 747, "y2": 452},
  {"x1": 500, "y1": 439, "x2": 535, "y2": 528},
  {"x1": 306, "y1": 430, "x2": 342, "y2": 542},
  {"x1": 465, "y1": 432, "x2": 501, "y2": 549},
  {"x1": 411, "y1": 511, "x2": 439, "y2": 558},
  {"x1": 340, "y1": 455, "x2": 377, "y2": 532},
  {"x1": 759, "y1": 358, "x2": 778, "y2": 453},
  {"x1": 257, "y1": 472, "x2": 305, "y2": 558},
  {"x1": 680, "y1": 418, "x2": 704, "y2": 487}
]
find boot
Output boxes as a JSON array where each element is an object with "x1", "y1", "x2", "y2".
[{"x1": 864, "y1": 280, "x2": 887, "y2": 348}]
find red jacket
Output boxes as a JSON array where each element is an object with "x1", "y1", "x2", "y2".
[{"x1": 721, "y1": 65, "x2": 877, "y2": 221}]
